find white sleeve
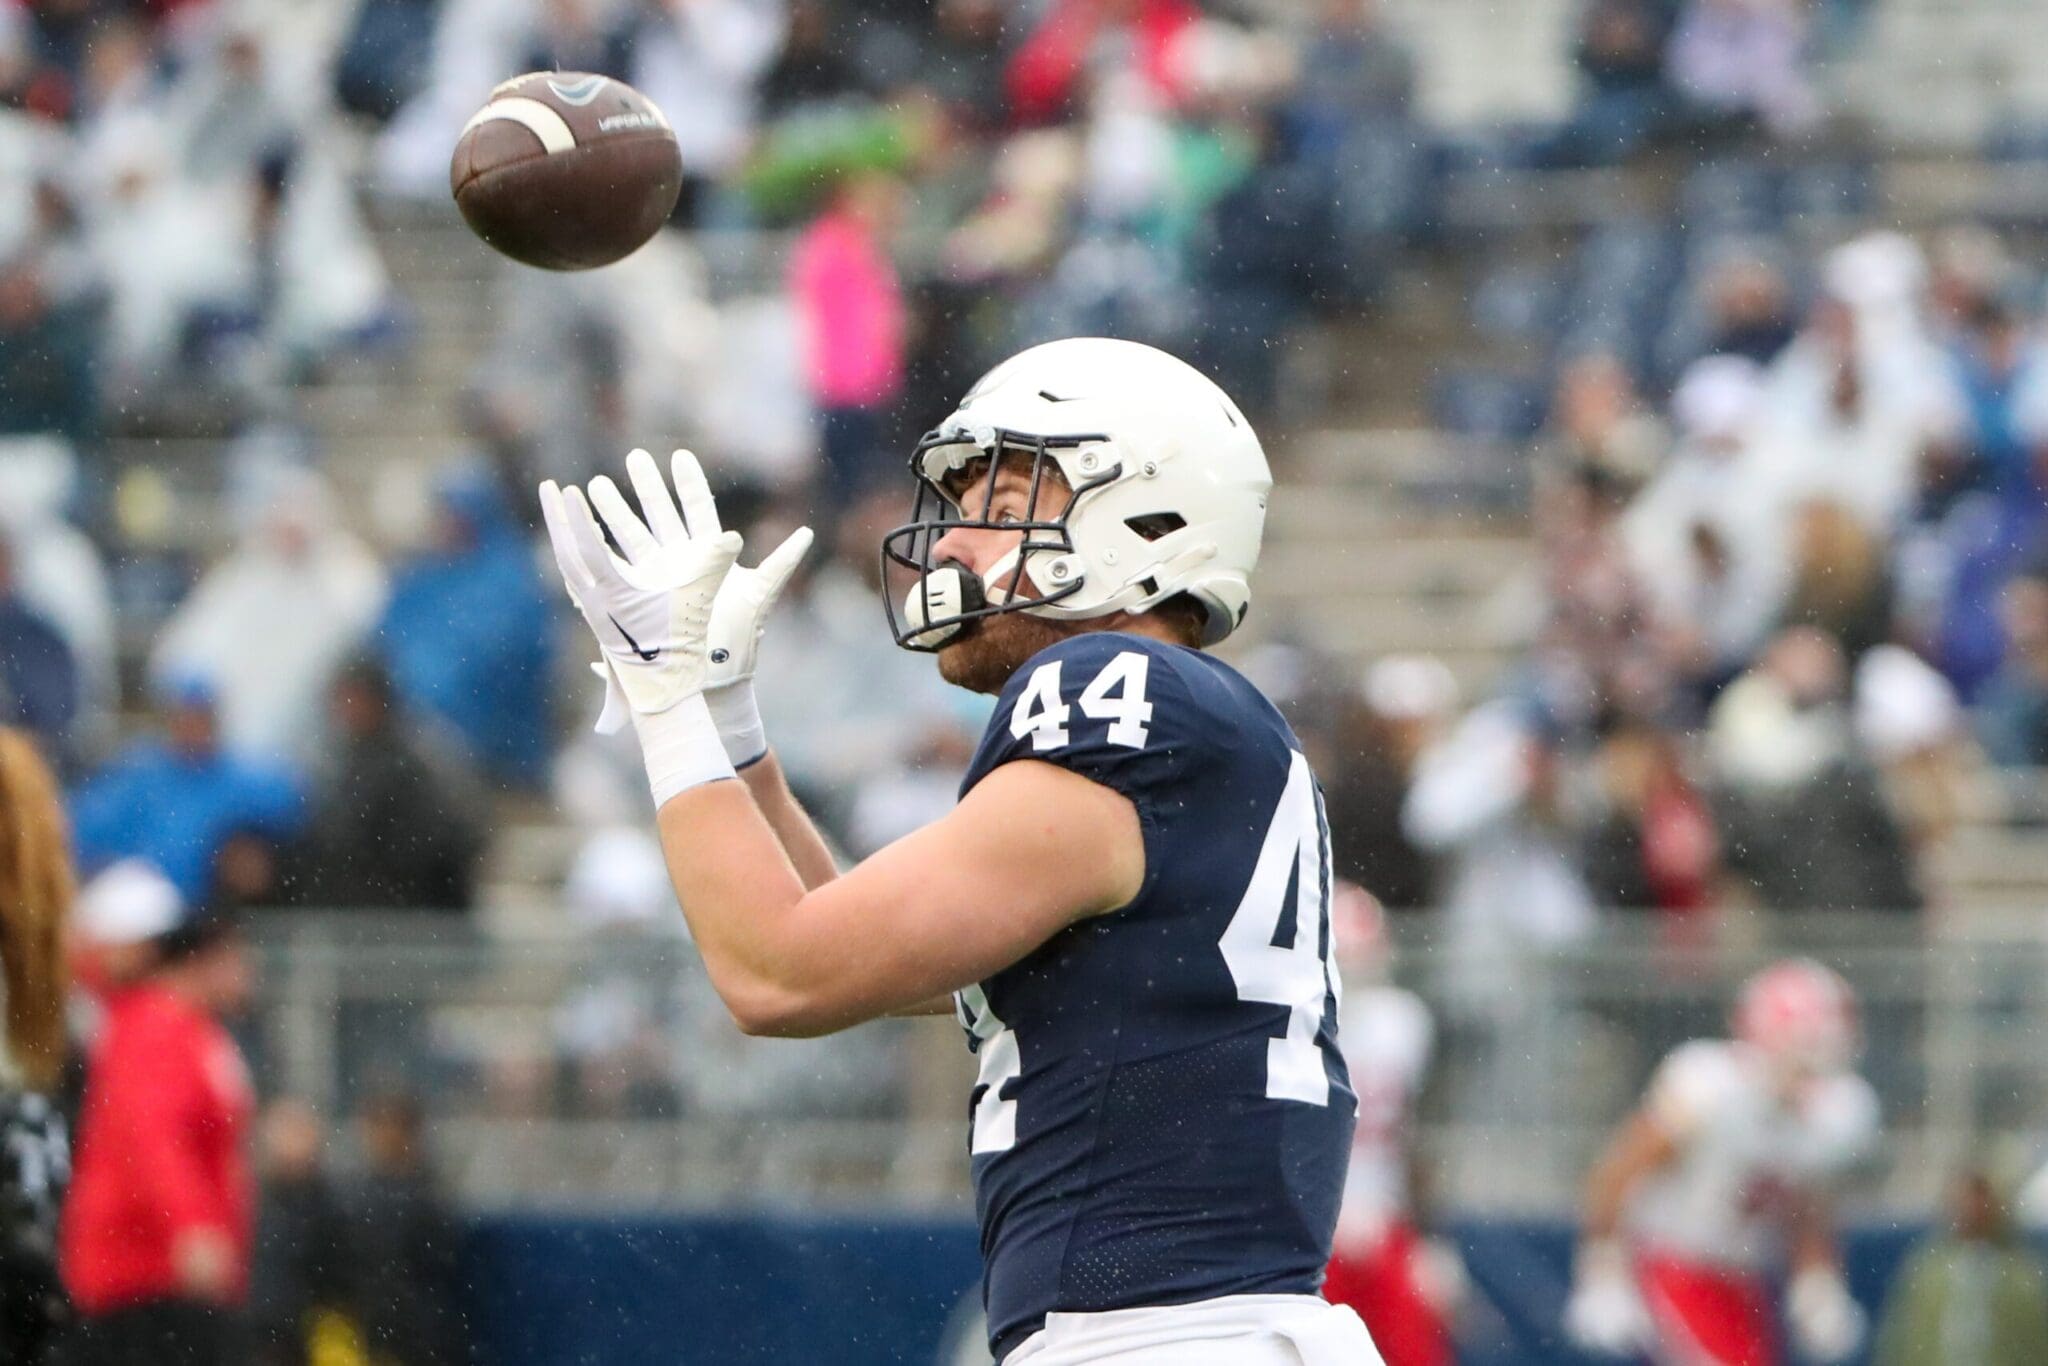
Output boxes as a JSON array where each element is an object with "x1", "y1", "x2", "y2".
[
  {"x1": 1809, "y1": 1075, "x2": 1881, "y2": 1176},
  {"x1": 1645, "y1": 1042, "x2": 1738, "y2": 1144}
]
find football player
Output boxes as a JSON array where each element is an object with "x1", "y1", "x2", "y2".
[
  {"x1": 1565, "y1": 958, "x2": 1879, "y2": 1366},
  {"x1": 1321, "y1": 883, "x2": 1459, "y2": 1366},
  {"x1": 538, "y1": 338, "x2": 1375, "y2": 1364}
]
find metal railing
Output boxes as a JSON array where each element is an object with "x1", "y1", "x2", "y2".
[{"x1": 245, "y1": 908, "x2": 2048, "y2": 1214}]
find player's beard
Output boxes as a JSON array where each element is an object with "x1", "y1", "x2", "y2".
[{"x1": 936, "y1": 606, "x2": 1072, "y2": 695}]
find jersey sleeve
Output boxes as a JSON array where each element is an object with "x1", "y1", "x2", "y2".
[
  {"x1": 1646, "y1": 1040, "x2": 1742, "y2": 1144},
  {"x1": 1808, "y1": 1074, "x2": 1881, "y2": 1177},
  {"x1": 961, "y1": 635, "x2": 1193, "y2": 806}
]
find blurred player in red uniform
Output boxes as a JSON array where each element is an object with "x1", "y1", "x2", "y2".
[
  {"x1": 1321, "y1": 884, "x2": 1460, "y2": 1366},
  {"x1": 1566, "y1": 958, "x2": 1878, "y2": 1366},
  {"x1": 61, "y1": 913, "x2": 257, "y2": 1366}
]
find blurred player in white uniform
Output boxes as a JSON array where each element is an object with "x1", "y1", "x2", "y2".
[
  {"x1": 1322, "y1": 883, "x2": 1461, "y2": 1366},
  {"x1": 1566, "y1": 958, "x2": 1879, "y2": 1366}
]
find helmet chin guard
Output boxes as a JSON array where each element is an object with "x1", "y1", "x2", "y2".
[
  {"x1": 898, "y1": 559, "x2": 988, "y2": 649},
  {"x1": 881, "y1": 338, "x2": 1272, "y2": 654}
]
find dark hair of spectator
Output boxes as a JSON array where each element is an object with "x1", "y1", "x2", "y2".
[
  {"x1": 152, "y1": 910, "x2": 241, "y2": 967},
  {"x1": 362, "y1": 1089, "x2": 426, "y2": 1148},
  {"x1": 1962, "y1": 291, "x2": 2017, "y2": 335},
  {"x1": 335, "y1": 655, "x2": 395, "y2": 708}
]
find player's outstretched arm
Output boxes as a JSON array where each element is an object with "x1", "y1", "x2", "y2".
[
  {"x1": 567, "y1": 448, "x2": 833, "y2": 888},
  {"x1": 655, "y1": 756, "x2": 1142, "y2": 1037},
  {"x1": 1581, "y1": 1108, "x2": 1677, "y2": 1243}
]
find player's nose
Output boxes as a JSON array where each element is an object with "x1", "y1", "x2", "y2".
[{"x1": 929, "y1": 523, "x2": 983, "y2": 571}]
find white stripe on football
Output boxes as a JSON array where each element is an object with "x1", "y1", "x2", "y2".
[{"x1": 459, "y1": 97, "x2": 576, "y2": 155}]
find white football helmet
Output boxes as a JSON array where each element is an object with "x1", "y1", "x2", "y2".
[
  {"x1": 1734, "y1": 958, "x2": 1861, "y2": 1075},
  {"x1": 884, "y1": 338, "x2": 1271, "y2": 651}
]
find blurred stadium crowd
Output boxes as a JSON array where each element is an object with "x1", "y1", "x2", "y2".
[{"x1": 7, "y1": 0, "x2": 2048, "y2": 1285}]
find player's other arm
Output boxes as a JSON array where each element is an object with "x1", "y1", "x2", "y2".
[
  {"x1": 1785, "y1": 1076, "x2": 1879, "y2": 1362},
  {"x1": 736, "y1": 740, "x2": 999, "y2": 1019},
  {"x1": 658, "y1": 757, "x2": 1143, "y2": 1037},
  {"x1": 1787, "y1": 1189, "x2": 1843, "y2": 1277},
  {"x1": 1581, "y1": 1107, "x2": 1679, "y2": 1243},
  {"x1": 733, "y1": 749, "x2": 839, "y2": 890},
  {"x1": 1784, "y1": 1190, "x2": 1866, "y2": 1361},
  {"x1": 1564, "y1": 1106, "x2": 1678, "y2": 1353}
]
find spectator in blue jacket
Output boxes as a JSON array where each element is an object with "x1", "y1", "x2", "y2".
[
  {"x1": 376, "y1": 467, "x2": 553, "y2": 789},
  {"x1": 69, "y1": 676, "x2": 304, "y2": 907},
  {"x1": 0, "y1": 535, "x2": 78, "y2": 765}
]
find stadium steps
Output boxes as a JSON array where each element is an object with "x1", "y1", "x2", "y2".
[
  {"x1": 1928, "y1": 826, "x2": 2048, "y2": 908},
  {"x1": 1377, "y1": 0, "x2": 1577, "y2": 128},
  {"x1": 1254, "y1": 335, "x2": 1538, "y2": 682},
  {"x1": 1833, "y1": 0, "x2": 2048, "y2": 149},
  {"x1": 299, "y1": 208, "x2": 494, "y2": 520},
  {"x1": 479, "y1": 819, "x2": 586, "y2": 900}
]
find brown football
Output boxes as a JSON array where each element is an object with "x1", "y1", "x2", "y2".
[{"x1": 450, "y1": 72, "x2": 682, "y2": 271}]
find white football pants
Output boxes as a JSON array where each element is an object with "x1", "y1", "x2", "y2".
[{"x1": 1003, "y1": 1293, "x2": 1385, "y2": 1365}]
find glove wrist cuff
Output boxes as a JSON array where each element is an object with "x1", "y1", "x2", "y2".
[
  {"x1": 629, "y1": 694, "x2": 737, "y2": 808},
  {"x1": 704, "y1": 682, "x2": 768, "y2": 768}
]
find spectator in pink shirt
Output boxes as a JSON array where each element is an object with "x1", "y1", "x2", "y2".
[{"x1": 790, "y1": 171, "x2": 906, "y2": 511}]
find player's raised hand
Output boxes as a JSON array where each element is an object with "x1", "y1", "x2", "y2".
[
  {"x1": 637, "y1": 444, "x2": 818, "y2": 692},
  {"x1": 539, "y1": 449, "x2": 742, "y2": 718},
  {"x1": 1563, "y1": 1241, "x2": 1651, "y2": 1357},
  {"x1": 708, "y1": 522, "x2": 813, "y2": 692},
  {"x1": 1786, "y1": 1266, "x2": 1865, "y2": 1363}
]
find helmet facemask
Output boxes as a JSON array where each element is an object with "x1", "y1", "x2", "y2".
[{"x1": 882, "y1": 426, "x2": 1117, "y2": 651}]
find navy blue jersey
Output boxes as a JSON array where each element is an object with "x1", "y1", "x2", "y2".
[{"x1": 954, "y1": 631, "x2": 1355, "y2": 1360}]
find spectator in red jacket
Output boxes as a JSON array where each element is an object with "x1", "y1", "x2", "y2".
[
  {"x1": 1005, "y1": 0, "x2": 1199, "y2": 125},
  {"x1": 59, "y1": 913, "x2": 256, "y2": 1366}
]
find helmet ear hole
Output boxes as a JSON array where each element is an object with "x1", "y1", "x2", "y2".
[{"x1": 1124, "y1": 513, "x2": 1187, "y2": 541}]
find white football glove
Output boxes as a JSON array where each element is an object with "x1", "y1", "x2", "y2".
[
  {"x1": 540, "y1": 451, "x2": 747, "y2": 807},
  {"x1": 578, "y1": 450, "x2": 812, "y2": 766},
  {"x1": 1786, "y1": 1266, "x2": 1865, "y2": 1363},
  {"x1": 1564, "y1": 1241, "x2": 1652, "y2": 1358},
  {"x1": 540, "y1": 451, "x2": 742, "y2": 716}
]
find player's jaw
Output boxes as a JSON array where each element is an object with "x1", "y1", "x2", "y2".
[{"x1": 936, "y1": 605, "x2": 1071, "y2": 694}]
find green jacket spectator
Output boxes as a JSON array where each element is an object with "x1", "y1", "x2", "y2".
[{"x1": 1877, "y1": 1170, "x2": 2048, "y2": 1366}]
